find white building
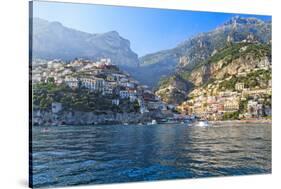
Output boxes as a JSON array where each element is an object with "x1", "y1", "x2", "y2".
[
  {"x1": 65, "y1": 77, "x2": 79, "y2": 89},
  {"x1": 80, "y1": 77, "x2": 105, "y2": 92},
  {"x1": 112, "y1": 73, "x2": 126, "y2": 82},
  {"x1": 112, "y1": 99, "x2": 120, "y2": 106},
  {"x1": 119, "y1": 90, "x2": 129, "y2": 99},
  {"x1": 52, "y1": 102, "x2": 62, "y2": 114},
  {"x1": 47, "y1": 60, "x2": 63, "y2": 69},
  {"x1": 247, "y1": 100, "x2": 263, "y2": 117},
  {"x1": 235, "y1": 83, "x2": 244, "y2": 91},
  {"x1": 32, "y1": 74, "x2": 42, "y2": 83},
  {"x1": 100, "y1": 58, "x2": 111, "y2": 65}
]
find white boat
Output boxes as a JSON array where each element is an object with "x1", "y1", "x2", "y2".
[
  {"x1": 194, "y1": 120, "x2": 210, "y2": 127},
  {"x1": 147, "y1": 120, "x2": 157, "y2": 125}
]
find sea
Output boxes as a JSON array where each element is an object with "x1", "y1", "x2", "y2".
[{"x1": 31, "y1": 123, "x2": 271, "y2": 188}]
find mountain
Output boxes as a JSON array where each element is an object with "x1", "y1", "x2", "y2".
[
  {"x1": 155, "y1": 42, "x2": 271, "y2": 105},
  {"x1": 137, "y1": 16, "x2": 271, "y2": 87},
  {"x1": 32, "y1": 18, "x2": 139, "y2": 67},
  {"x1": 176, "y1": 42, "x2": 272, "y2": 120}
]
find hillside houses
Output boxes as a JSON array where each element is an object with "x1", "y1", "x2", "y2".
[
  {"x1": 32, "y1": 58, "x2": 170, "y2": 117},
  {"x1": 80, "y1": 77, "x2": 105, "y2": 92},
  {"x1": 178, "y1": 80, "x2": 271, "y2": 120}
]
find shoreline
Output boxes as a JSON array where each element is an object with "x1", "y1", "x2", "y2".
[
  {"x1": 32, "y1": 119, "x2": 272, "y2": 127},
  {"x1": 209, "y1": 119, "x2": 272, "y2": 125}
]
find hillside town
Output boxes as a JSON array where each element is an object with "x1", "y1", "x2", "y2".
[
  {"x1": 32, "y1": 58, "x2": 185, "y2": 125},
  {"x1": 177, "y1": 62, "x2": 272, "y2": 121},
  {"x1": 32, "y1": 54, "x2": 272, "y2": 124}
]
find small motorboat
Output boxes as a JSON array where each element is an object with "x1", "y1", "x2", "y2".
[
  {"x1": 194, "y1": 120, "x2": 210, "y2": 127},
  {"x1": 147, "y1": 120, "x2": 157, "y2": 125},
  {"x1": 151, "y1": 120, "x2": 157, "y2": 125}
]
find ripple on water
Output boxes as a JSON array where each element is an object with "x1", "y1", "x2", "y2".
[{"x1": 31, "y1": 124, "x2": 271, "y2": 187}]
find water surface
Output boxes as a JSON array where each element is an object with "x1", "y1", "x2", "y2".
[{"x1": 31, "y1": 123, "x2": 271, "y2": 188}]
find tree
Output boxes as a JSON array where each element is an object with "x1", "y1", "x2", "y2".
[
  {"x1": 47, "y1": 77, "x2": 55, "y2": 84},
  {"x1": 133, "y1": 100, "x2": 140, "y2": 112}
]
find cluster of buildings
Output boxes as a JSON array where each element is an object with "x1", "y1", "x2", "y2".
[
  {"x1": 32, "y1": 58, "x2": 169, "y2": 115},
  {"x1": 177, "y1": 73, "x2": 272, "y2": 121}
]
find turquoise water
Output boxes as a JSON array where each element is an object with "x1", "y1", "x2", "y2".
[{"x1": 31, "y1": 123, "x2": 271, "y2": 188}]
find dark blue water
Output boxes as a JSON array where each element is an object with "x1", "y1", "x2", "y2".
[{"x1": 31, "y1": 123, "x2": 271, "y2": 188}]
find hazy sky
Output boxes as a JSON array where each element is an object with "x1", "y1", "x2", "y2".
[{"x1": 32, "y1": 1, "x2": 271, "y2": 56}]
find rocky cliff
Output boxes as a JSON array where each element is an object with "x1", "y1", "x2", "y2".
[
  {"x1": 188, "y1": 43, "x2": 271, "y2": 86},
  {"x1": 32, "y1": 18, "x2": 139, "y2": 67},
  {"x1": 137, "y1": 16, "x2": 271, "y2": 87},
  {"x1": 155, "y1": 42, "x2": 271, "y2": 104}
]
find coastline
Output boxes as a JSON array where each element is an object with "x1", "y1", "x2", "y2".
[
  {"x1": 209, "y1": 119, "x2": 272, "y2": 125},
  {"x1": 32, "y1": 119, "x2": 272, "y2": 127}
]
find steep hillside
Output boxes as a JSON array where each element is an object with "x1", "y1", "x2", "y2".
[
  {"x1": 137, "y1": 16, "x2": 271, "y2": 86},
  {"x1": 32, "y1": 18, "x2": 139, "y2": 67},
  {"x1": 155, "y1": 42, "x2": 271, "y2": 104}
]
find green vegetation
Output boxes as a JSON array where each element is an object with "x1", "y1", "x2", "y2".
[
  {"x1": 192, "y1": 43, "x2": 271, "y2": 72},
  {"x1": 179, "y1": 71, "x2": 191, "y2": 81},
  {"x1": 155, "y1": 73, "x2": 194, "y2": 104},
  {"x1": 164, "y1": 43, "x2": 272, "y2": 97},
  {"x1": 212, "y1": 43, "x2": 270, "y2": 64},
  {"x1": 219, "y1": 69, "x2": 271, "y2": 90},
  {"x1": 140, "y1": 50, "x2": 176, "y2": 66},
  {"x1": 157, "y1": 76, "x2": 175, "y2": 90},
  {"x1": 239, "y1": 99, "x2": 248, "y2": 113},
  {"x1": 209, "y1": 43, "x2": 244, "y2": 64},
  {"x1": 222, "y1": 111, "x2": 239, "y2": 120},
  {"x1": 47, "y1": 77, "x2": 55, "y2": 83},
  {"x1": 246, "y1": 69, "x2": 271, "y2": 82},
  {"x1": 244, "y1": 43, "x2": 271, "y2": 60},
  {"x1": 32, "y1": 82, "x2": 139, "y2": 113},
  {"x1": 219, "y1": 77, "x2": 238, "y2": 90}
]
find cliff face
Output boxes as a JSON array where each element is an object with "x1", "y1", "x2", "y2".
[
  {"x1": 32, "y1": 18, "x2": 139, "y2": 67},
  {"x1": 188, "y1": 43, "x2": 271, "y2": 86},
  {"x1": 155, "y1": 75, "x2": 193, "y2": 104},
  {"x1": 136, "y1": 17, "x2": 271, "y2": 87},
  {"x1": 155, "y1": 43, "x2": 271, "y2": 104}
]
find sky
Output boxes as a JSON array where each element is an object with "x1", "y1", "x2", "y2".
[{"x1": 32, "y1": 1, "x2": 271, "y2": 57}]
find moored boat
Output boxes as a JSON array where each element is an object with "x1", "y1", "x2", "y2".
[
  {"x1": 193, "y1": 120, "x2": 210, "y2": 127},
  {"x1": 147, "y1": 120, "x2": 157, "y2": 125}
]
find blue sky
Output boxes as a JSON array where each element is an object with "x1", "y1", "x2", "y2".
[{"x1": 33, "y1": 1, "x2": 271, "y2": 56}]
